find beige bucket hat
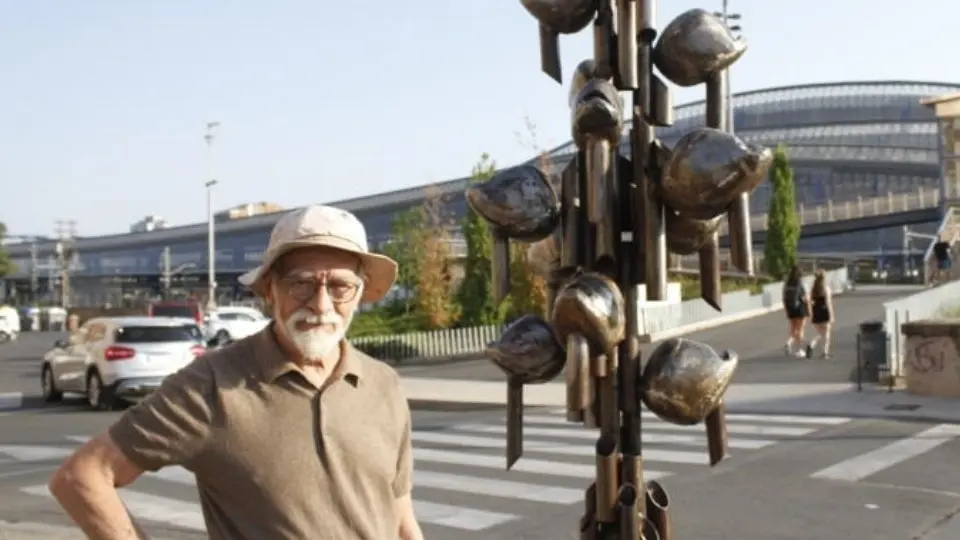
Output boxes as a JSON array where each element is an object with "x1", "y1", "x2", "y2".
[{"x1": 238, "y1": 205, "x2": 398, "y2": 303}]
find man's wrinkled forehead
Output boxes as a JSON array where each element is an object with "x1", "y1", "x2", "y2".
[{"x1": 273, "y1": 247, "x2": 363, "y2": 278}]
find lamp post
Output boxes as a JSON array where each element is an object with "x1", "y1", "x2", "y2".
[
  {"x1": 714, "y1": 1, "x2": 742, "y2": 135},
  {"x1": 204, "y1": 121, "x2": 221, "y2": 312}
]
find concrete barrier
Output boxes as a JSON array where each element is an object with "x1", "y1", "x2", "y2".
[{"x1": 902, "y1": 319, "x2": 960, "y2": 398}]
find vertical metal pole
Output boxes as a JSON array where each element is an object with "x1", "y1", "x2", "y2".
[
  {"x1": 205, "y1": 121, "x2": 220, "y2": 312},
  {"x1": 720, "y1": 0, "x2": 753, "y2": 275}
]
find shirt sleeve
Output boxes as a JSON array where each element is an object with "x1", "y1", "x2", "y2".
[
  {"x1": 108, "y1": 357, "x2": 217, "y2": 472},
  {"x1": 392, "y1": 403, "x2": 414, "y2": 498}
]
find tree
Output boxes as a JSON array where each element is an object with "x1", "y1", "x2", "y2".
[
  {"x1": 498, "y1": 243, "x2": 550, "y2": 321},
  {"x1": 763, "y1": 145, "x2": 800, "y2": 280},
  {"x1": 381, "y1": 207, "x2": 425, "y2": 312},
  {"x1": 0, "y1": 222, "x2": 12, "y2": 278},
  {"x1": 456, "y1": 154, "x2": 500, "y2": 326},
  {"x1": 415, "y1": 187, "x2": 461, "y2": 329}
]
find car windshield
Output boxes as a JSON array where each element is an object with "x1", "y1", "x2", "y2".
[
  {"x1": 151, "y1": 305, "x2": 197, "y2": 318},
  {"x1": 115, "y1": 325, "x2": 203, "y2": 344}
]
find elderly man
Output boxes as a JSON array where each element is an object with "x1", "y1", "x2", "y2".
[{"x1": 48, "y1": 205, "x2": 424, "y2": 540}]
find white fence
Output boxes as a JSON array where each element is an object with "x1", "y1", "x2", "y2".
[{"x1": 352, "y1": 268, "x2": 850, "y2": 362}]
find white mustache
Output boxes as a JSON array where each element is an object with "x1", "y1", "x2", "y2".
[{"x1": 290, "y1": 311, "x2": 340, "y2": 327}]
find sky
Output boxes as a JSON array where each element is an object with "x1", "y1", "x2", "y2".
[{"x1": 1, "y1": 0, "x2": 958, "y2": 238}]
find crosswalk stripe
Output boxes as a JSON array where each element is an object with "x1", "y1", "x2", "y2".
[
  {"x1": 416, "y1": 447, "x2": 586, "y2": 479},
  {"x1": 453, "y1": 423, "x2": 775, "y2": 450},
  {"x1": 542, "y1": 409, "x2": 851, "y2": 426},
  {"x1": 414, "y1": 430, "x2": 711, "y2": 464},
  {"x1": 810, "y1": 424, "x2": 960, "y2": 482},
  {"x1": 413, "y1": 500, "x2": 518, "y2": 531},
  {"x1": 523, "y1": 414, "x2": 820, "y2": 437},
  {"x1": 416, "y1": 470, "x2": 582, "y2": 504},
  {"x1": 0, "y1": 392, "x2": 23, "y2": 411},
  {"x1": 0, "y1": 445, "x2": 73, "y2": 462},
  {"x1": 21, "y1": 484, "x2": 206, "y2": 531}
]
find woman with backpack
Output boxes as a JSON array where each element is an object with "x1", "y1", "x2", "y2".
[
  {"x1": 782, "y1": 265, "x2": 810, "y2": 358},
  {"x1": 805, "y1": 269, "x2": 834, "y2": 359}
]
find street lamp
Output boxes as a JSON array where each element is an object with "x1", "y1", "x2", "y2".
[
  {"x1": 204, "y1": 121, "x2": 221, "y2": 312},
  {"x1": 713, "y1": 3, "x2": 742, "y2": 133}
]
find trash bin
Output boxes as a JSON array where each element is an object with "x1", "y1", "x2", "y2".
[{"x1": 856, "y1": 320, "x2": 887, "y2": 384}]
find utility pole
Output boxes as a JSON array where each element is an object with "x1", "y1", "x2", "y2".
[
  {"x1": 161, "y1": 246, "x2": 172, "y2": 299},
  {"x1": 28, "y1": 241, "x2": 38, "y2": 303},
  {"x1": 160, "y1": 245, "x2": 197, "y2": 300},
  {"x1": 54, "y1": 220, "x2": 78, "y2": 308},
  {"x1": 205, "y1": 121, "x2": 221, "y2": 312}
]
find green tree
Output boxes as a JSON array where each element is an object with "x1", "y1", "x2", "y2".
[
  {"x1": 0, "y1": 222, "x2": 12, "y2": 278},
  {"x1": 457, "y1": 154, "x2": 500, "y2": 326},
  {"x1": 381, "y1": 207, "x2": 425, "y2": 312},
  {"x1": 498, "y1": 243, "x2": 550, "y2": 322},
  {"x1": 763, "y1": 145, "x2": 800, "y2": 280},
  {"x1": 415, "y1": 187, "x2": 460, "y2": 329}
]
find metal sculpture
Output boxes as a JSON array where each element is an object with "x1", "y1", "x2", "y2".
[{"x1": 467, "y1": 2, "x2": 771, "y2": 538}]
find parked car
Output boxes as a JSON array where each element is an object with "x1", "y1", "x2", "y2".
[
  {"x1": 0, "y1": 305, "x2": 19, "y2": 342},
  {"x1": 147, "y1": 300, "x2": 204, "y2": 324},
  {"x1": 40, "y1": 316, "x2": 206, "y2": 410},
  {"x1": 204, "y1": 306, "x2": 270, "y2": 344}
]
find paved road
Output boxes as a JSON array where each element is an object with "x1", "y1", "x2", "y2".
[
  {"x1": 396, "y1": 287, "x2": 912, "y2": 385},
  {"x1": 1, "y1": 405, "x2": 959, "y2": 538}
]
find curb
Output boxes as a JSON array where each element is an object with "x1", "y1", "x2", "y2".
[{"x1": 384, "y1": 353, "x2": 484, "y2": 369}]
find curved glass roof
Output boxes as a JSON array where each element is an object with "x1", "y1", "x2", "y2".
[{"x1": 545, "y1": 81, "x2": 960, "y2": 160}]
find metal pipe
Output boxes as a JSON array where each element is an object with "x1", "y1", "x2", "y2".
[{"x1": 617, "y1": 0, "x2": 639, "y2": 88}]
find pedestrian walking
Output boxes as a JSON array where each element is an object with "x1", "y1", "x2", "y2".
[
  {"x1": 806, "y1": 269, "x2": 834, "y2": 359},
  {"x1": 47, "y1": 205, "x2": 424, "y2": 540},
  {"x1": 929, "y1": 233, "x2": 953, "y2": 285},
  {"x1": 782, "y1": 265, "x2": 810, "y2": 358}
]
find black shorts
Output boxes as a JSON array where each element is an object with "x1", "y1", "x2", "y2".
[
  {"x1": 811, "y1": 307, "x2": 831, "y2": 324},
  {"x1": 786, "y1": 307, "x2": 807, "y2": 320}
]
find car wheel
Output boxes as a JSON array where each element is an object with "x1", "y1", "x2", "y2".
[
  {"x1": 0, "y1": 331, "x2": 10, "y2": 344},
  {"x1": 215, "y1": 330, "x2": 231, "y2": 345},
  {"x1": 86, "y1": 371, "x2": 113, "y2": 411},
  {"x1": 41, "y1": 365, "x2": 63, "y2": 403}
]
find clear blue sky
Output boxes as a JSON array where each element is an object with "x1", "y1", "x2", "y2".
[{"x1": 1, "y1": 0, "x2": 957, "y2": 237}]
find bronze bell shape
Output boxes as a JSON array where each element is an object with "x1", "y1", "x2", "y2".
[
  {"x1": 520, "y1": 0, "x2": 598, "y2": 34},
  {"x1": 465, "y1": 164, "x2": 561, "y2": 241},
  {"x1": 485, "y1": 314, "x2": 566, "y2": 384},
  {"x1": 571, "y1": 78, "x2": 624, "y2": 150},
  {"x1": 653, "y1": 8, "x2": 748, "y2": 87},
  {"x1": 550, "y1": 272, "x2": 626, "y2": 354},
  {"x1": 526, "y1": 226, "x2": 562, "y2": 278},
  {"x1": 665, "y1": 210, "x2": 723, "y2": 255},
  {"x1": 659, "y1": 128, "x2": 773, "y2": 220},
  {"x1": 640, "y1": 338, "x2": 738, "y2": 425},
  {"x1": 568, "y1": 59, "x2": 604, "y2": 107}
]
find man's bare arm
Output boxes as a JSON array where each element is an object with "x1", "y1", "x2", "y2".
[
  {"x1": 49, "y1": 432, "x2": 149, "y2": 540},
  {"x1": 395, "y1": 493, "x2": 424, "y2": 540}
]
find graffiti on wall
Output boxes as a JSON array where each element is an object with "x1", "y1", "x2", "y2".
[{"x1": 907, "y1": 337, "x2": 957, "y2": 374}]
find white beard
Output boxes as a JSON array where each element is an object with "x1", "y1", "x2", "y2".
[{"x1": 283, "y1": 309, "x2": 349, "y2": 361}]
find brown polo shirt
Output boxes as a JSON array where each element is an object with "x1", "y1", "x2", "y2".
[{"x1": 108, "y1": 326, "x2": 413, "y2": 540}]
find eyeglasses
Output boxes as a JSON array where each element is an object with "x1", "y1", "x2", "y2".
[{"x1": 277, "y1": 276, "x2": 362, "y2": 304}]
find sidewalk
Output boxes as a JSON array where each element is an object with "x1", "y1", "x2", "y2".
[{"x1": 402, "y1": 377, "x2": 960, "y2": 424}]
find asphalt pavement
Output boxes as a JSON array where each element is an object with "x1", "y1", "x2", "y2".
[{"x1": 4, "y1": 286, "x2": 960, "y2": 539}]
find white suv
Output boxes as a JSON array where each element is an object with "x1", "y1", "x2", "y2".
[
  {"x1": 40, "y1": 316, "x2": 206, "y2": 410},
  {"x1": 205, "y1": 306, "x2": 270, "y2": 344}
]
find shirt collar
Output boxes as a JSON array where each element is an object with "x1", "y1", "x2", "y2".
[{"x1": 252, "y1": 324, "x2": 363, "y2": 388}]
